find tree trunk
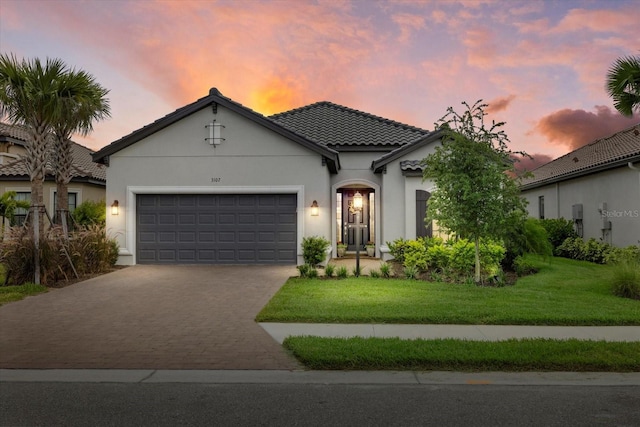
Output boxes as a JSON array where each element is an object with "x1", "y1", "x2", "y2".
[
  {"x1": 30, "y1": 177, "x2": 45, "y2": 285},
  {"x1": 55, "y1": 136, "x2": 72, "y2": 226},
  {"x1": 26, "y1": 124, "x2": 50, "y2": 285},
  {"x1": 56, "y1": 180, "x2": 69, "y2": 230},
  {"x1": 474, "y1": 236, "x2": 481, "y2": 284}
]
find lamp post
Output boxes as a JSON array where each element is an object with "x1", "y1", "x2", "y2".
[{"x1": 351, "y1": 191, "x2": 363, "y2": 277}]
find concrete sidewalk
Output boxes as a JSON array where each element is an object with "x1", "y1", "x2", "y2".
[{"x1": 260, "y1": 323, "x2": 640, "y2": 343}]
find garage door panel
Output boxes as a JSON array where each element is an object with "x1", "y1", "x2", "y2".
[{"x1": 137, "y1": 194, "x2": 296, "y2": 264}]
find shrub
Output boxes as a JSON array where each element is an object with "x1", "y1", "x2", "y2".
[
  {"x1": 449, "y1": 240, "x2": 476, "y2": 274},
  {"x1": 556, "y1": 236, "x2": 585, "y2": 260},
  {"x1": 307, "y1": 267, "x2": 319, "y2": 278},
  {"x1": 513, "y1": 256, "x2": 538, "y2": 277},
  {"x1": 606, "y1": 245, "x2": 640, "y2": 265},
  {"x1": 556, "y1": 237, "x2": 617, "y2": 265},
  {"x1": 72, "y1": 200, "x2": 106, "y2": 227},
  {"x1": 369, "y1": 270, "x2": 380, "y2": 278},
  {"x1": 610, "y1": 259, "x2": 640, "y2": 300},
  {"x1": 0, "y1": 225, "x2": 118, "y2": 286},
  {"x1": 336, "y1": 266, "x2": 348, "y2": 279},
  {"x1": 449, "y1": 239, "x2": 505, "y2": 280},
  {"x1": 404, "y1": 265, "x2": 419, "y2": 280},
  {"x1": 386, "y1": 238, "x2": 408, "y2": 264},
  {"x1": 403, "y1": 240, "x2": 428, "y2": 271},
  {"x1": 523, "y1": 219, "x2": 553, "y2": 258},
  {"x1": 379, "y1": 262, "x2": 392, "y2": 278},
  {"x1": 297, "y1": 264, "x2": 311, "y2": 278},
  {"x1": 583, "y1": 238, "x2": 611, "y2": 264},
  {"x1": 324, "y1": 263, "x2": 335, "y2": 278},
  {"x1": 302, "y1": 236, "x2": 330, "y2": 266},
  {"x1": 426, "y1": 244, "x2": 451, "y2": 271},
  {"x1": 69, "y1": 224, "x2": 119, "y2": 273},
  {"x1": 540, "y1": 218, "x2": 578, "y2": 253}
]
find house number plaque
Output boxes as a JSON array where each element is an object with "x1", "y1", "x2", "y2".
[{"x1": 211, "y1": 177, "x2": 222, "y2": 183}]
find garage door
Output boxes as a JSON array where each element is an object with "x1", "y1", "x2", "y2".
[{"x1": 136, "y1": 194, "x2": 297, "y2": 264}]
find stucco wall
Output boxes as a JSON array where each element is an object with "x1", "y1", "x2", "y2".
[
  {"x1": 2, "y1": 181, "x2": 105, "y2": 218},
  {"x1": 105, "y1": 105, "x2": 332, "y2": 265},
  {"x1": 522, "y1": 165, "x2": 640, "y2": 247},
  {"x1": 378, "y1": 142, "x2": 440, "y2": 259}
]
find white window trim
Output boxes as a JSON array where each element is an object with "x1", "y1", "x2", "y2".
[{"x1": 124, "y1": 185, "x2": 305, "y2": 265}]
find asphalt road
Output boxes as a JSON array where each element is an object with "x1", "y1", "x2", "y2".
[{"x1": 2, "y1": 382, "x2": 639, "y2": 426}]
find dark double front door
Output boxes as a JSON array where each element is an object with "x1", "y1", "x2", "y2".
[{"x1": 341, "y1": 189, "x2": 371, "y2": 251}]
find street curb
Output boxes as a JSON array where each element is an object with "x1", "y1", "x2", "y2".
[{"x1": 2, "y1": 369, "x2": 639, "y2": 386}]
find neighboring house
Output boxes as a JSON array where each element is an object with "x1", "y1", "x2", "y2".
[
  {"x1": 92, "y1": 88, "x2": 443, "y2": 265},
  {"x1": 0, "y1": 122, "x2": 107, "y2": 225},
  {"x1": 520, "y1": 124, "x2": 640, "y2": 247}
]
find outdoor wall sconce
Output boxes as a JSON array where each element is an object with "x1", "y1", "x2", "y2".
[
  {"x1": 310, "y1": 200, "x2": 319, "y2": 216},
  {"x1": 205, "y1": 121, "x2": 225, "y2": 145},
  {"x1": 111, "y1": 200, "x2": 119, "y2": 216}
]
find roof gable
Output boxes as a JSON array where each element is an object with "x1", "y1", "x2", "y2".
[
  {"x1": 521, "y1": 124, "x2": 640, "y2": 190},
  {"x1": 92, "y1": 88, "x2": 340, "y2": 173},
  {"x1": 270, "y1": 102, "x2": 431, "y2": 150},
  {"x1": 371, "y1": 129, "x2": 443, "y2": 173}
]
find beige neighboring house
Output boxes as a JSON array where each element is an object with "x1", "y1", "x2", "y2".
[
  {"x1": 92, "y1": 88, "x2": 444, "y2": 265},
  {"x1": 521, "y1": 124, "x2": 640, "y2": 247},
  {"x1": 0, "y1": 122, "x2": 106, "y2": 225}
]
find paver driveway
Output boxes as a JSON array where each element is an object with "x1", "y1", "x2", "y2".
[{"x1": 0, "y1": 265, "x2": 301, "y2": 370}]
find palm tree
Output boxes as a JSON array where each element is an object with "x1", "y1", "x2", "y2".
[
  {"x1": 53, "y1": 70, "x2": 110, "y2": 229},
  {"x1": 606, "y1": 54, "x2": 640, "y2": 117}
]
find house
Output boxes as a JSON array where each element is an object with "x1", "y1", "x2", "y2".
[
  {"x1": 92, "y1": 88, "x2": 443, "y2": 265},
  {"x1": 0, "y1": 122, "x2": 106, "y2": 224},
  {"x1": 520, "y1": 124, "x2": 640, "y2": 247}
]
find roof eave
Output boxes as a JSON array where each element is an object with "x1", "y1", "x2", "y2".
[
  {"x1": 371, "y1": 129, "x2": 443, "y2": 173},
  {"x1": 520, "y1": 155, "x2": 640, "y2": 191}
]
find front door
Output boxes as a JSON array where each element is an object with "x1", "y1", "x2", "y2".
[{"x1": 341, "y1": 189, "x2": 371, "y2": 251}]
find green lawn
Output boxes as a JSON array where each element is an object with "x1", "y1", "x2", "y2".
[
  {"x1": 284, "y1": 336, "x2": 640, "y2": 372},
  {"x1": 0, "y1": 283, "x2": 47, "y2": 306},
  {"x1": 257, "y1": 256, "x2": 640, "y2": 325}
]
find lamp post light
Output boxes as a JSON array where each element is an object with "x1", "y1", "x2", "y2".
[{"x1": 352, "y1": 191, "x2": 363, "y2": 277}]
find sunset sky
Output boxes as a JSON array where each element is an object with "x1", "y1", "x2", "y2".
[{"x1": 1, "y1": 0, "x2": 639, "y2": 167}]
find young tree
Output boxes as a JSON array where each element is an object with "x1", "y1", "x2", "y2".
[
  {"x1": 606, "y1": 54, "x2": 640, "y2": 117},
  {"x1": 422, "y1": 101, "x2": 527, "y2": 283},
  {"x1": 53, "y1": 70, "x2": 110, "y2": 228}
]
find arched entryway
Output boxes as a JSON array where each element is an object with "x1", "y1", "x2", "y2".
[{"x1": 332, "y1": 180, "x2": 380, "y2": 256}]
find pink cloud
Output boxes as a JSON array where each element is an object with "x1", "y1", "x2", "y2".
[
  {"x1": 486, "y1": 95, "x2": 516, "y2": 114},
  {"x1": 463, "y1": 26, "x2": 498, "y2": 68},
  {"x1": 531, "y1": 106, "x2": 639, "y2": 151},
  {"x1": 553, "y1": 7, "x2": 640, "y2": 34},
  {"x1": 511, "y1": 153, "x2": 555, "y2": 173},
  {"x1": 392, "y1": 13, "x2": 426, "y2": 43},
  {"x1": 513, "y1": 18, "x2": 550, "y2": 34}
]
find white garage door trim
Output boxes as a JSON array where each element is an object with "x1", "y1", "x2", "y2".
[{"x1": 125, "y1": 186, "x2": 305, "y2": 265}]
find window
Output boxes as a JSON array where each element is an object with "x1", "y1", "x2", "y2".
[
  {"x1": 53, "y1": 192, "x2": 78, "y2": 223},
  {"x1": 416, "y1": 190, "x2": 432, "y2": 238},
  {"x1": 14, "y1": 192, "x2": 30, "y2": 226},
  {"x1": 53, "y1": 192, "x2": 78, "y2": 213},
  {"x1": 538, "y1": 196, "x2": 545, "y2": 219}
]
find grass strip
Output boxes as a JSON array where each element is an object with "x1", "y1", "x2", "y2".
[
  {"x1": 0, "y1": 283, "x2": 47, "y2": 306},
  {"x1": 257, "y1": 257, "x2": 640, "y2": 325},
  {"x1": 283, "y1": 336, "x2": 640, "y2": 372}
]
